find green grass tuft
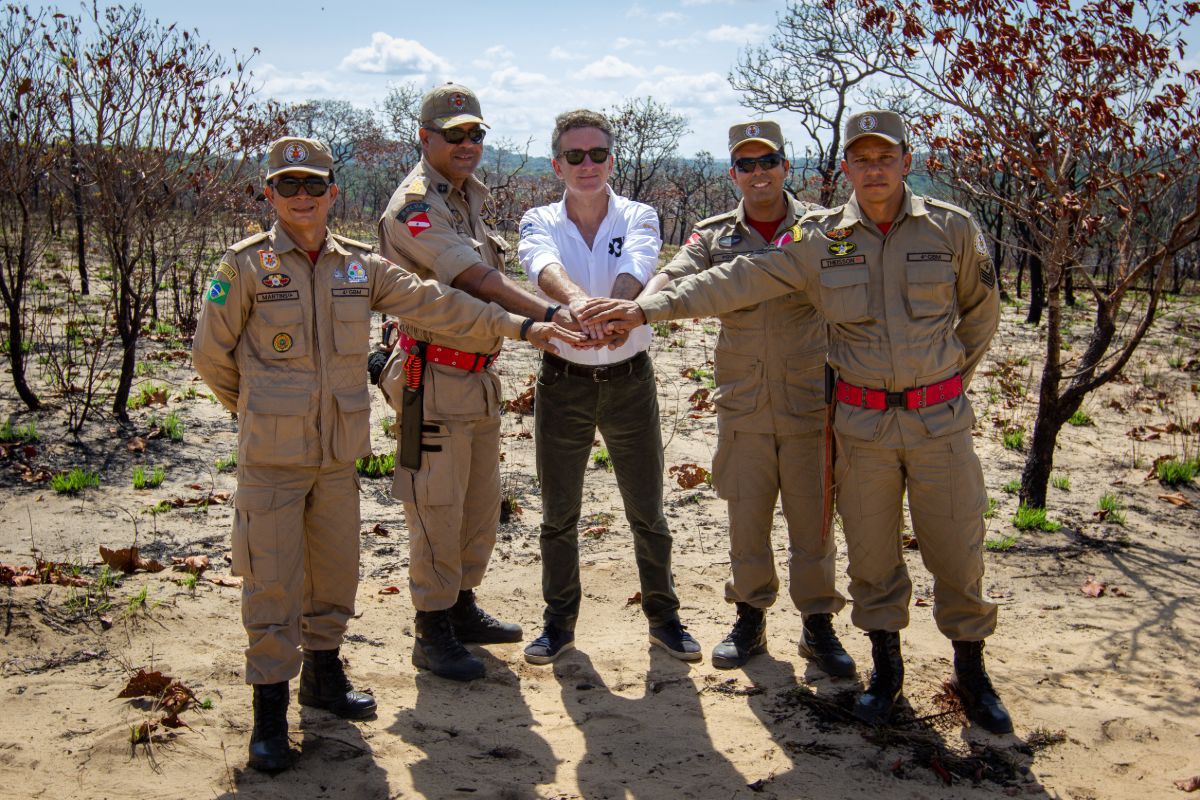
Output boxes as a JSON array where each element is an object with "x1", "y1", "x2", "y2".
[
  {"x1": 1155, "y1": 458, "x2": 1198, "y2": 487},
  {"x1": 1002, "y1": 428, "x2": 1025, "y2": 451},
  {"x1": 592, "y1": 447, "x2": 612, "y2": 471},
  {"x1": 1097, "y1": 492, "x2": 1127, "y2": 525},
  {"x1": 159, "y1": 411, "x2": 184, "y2": 442},
  {"x1": 356, "y1": 452, "x2": 396, "y2": 478},
  {"x1": 985, "y1": 533, "x2": 1019, "y2": 551},
  {"x1": 132, "y1": 465, "x2": 165, "y2": 490},
  {"x1": 1067, "y1": 409, "x2": 1093, "y2": 427},
  {"x1": 1051, "y1": 474, "x2": 1070, "y2": 491},
  {"x1": 51, "y1": 467, "x2": 101, "y2": 495},
  {"x1": 1012, "y1": 503, "x2": 1061, "y2": 532},
  {"x1": 1001, "y1": 479, "x2": 1021, "y2": 494},
  {"x1": 214, "y1": 451, "x2": 237, "y2": 472}
]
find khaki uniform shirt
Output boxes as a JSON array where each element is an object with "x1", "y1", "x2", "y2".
[
  {"x1": 378, "y1": 158, "x2": 509, "y2": 420},
  {"x1": 191, "y1": 223, "x2": 521, "y2": 468},
  {"x1": 642, "y1": 186, "x2": 1000, "y2": 448},
  {"x1": 662, "y1": 193, "x2": 825, "y2": 435}
]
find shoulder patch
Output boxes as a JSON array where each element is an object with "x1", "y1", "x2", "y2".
[
  {"x1": 396, "y1": 201, "x2": 431, "y2": 223},
  {"x1": 229, "y1": 231, "x2": 269, "y2": 253},
  {"x1": 215, "y1": 261, "x2": 237, "y2": 282},
  {"x1": 694, "y1": 210, "x2": 737, "y2": 230},
  {"x1": 332, "y1": 233, "x2": 374, "y2": 252},
  {"x1": 923, "y1": 196, "x2": 972, "y2": 219},
  {"x1": 404, "y1": 176, "x2": 428, "y2": 197}
]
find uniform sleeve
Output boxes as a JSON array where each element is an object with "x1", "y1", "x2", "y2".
[
  {"x1": 639, "y1": 243, "x2": 810, "y2": 322},
  {"x1": 615, "y1": 204, "x2": 661, "y2": 285},
  {"x1": 368, "y1": 255, "x2": 523, "y2": 341},
  {"x1": 954, "y1": 216, "x2": 1001, "y2": 388},
  {"x1": 516, "y1": 207, "x2": 563, "y2": 285},
  {"x1": 660, "y1": 228, "x2": 712, "y2": 281},
  {"x1": 190, "y1": 253, "x2": 248, "y2": 413},
  {"x1": 378, "y1": 194, "x2": 485, "y2": 284}
]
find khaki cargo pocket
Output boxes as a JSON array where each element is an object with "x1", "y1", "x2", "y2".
[
  {"x1": 332, "y1": 386, "x2": 372, "y2": 463},
  {"x1": 713, "y1": 348, "x2": 762, "y2": 415},
  {"x1": 232, "y1": 486, "x2": 276, "y2": 581},
  {"x1": 255, "y1": 302, "x2": 306, "y2": 360},
  {"x1": 332, "y1": 300, "x2": 370, "y2": 355},
  {"x1": 948, "y1": 432, "x2": 987, "y2": 521},
  {"x1": 817, "y1": 266, "x2": 871, "y2": 323},
  {"x1": 784, "y1": 350, "x2": 827, "y2": 416},
  {"x1": 390, "y1": 426, "x2": 457, "y2": 506},
  {"x1": 240, "y1": 389, "x2": 311, "y2": 465},
  {"x1": 711, "y1": 427, "x2": 738, "y2": 500},
  {"x1": 905, "y1": 261, "x2": 955, "y2": 319},
  {"x1": 426, "y1": 364, "x2": 491, "y2": 418}
]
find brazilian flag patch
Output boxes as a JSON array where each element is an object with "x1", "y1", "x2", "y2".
[{"x1": 207, "y1": 278, "x2": 230, "y2": 305}]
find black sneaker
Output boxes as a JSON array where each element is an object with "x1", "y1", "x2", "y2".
[
  {"x1": 523, "y1": 623, "x2": 575, "y2": 665},
  {"x1": 648, "y1": 619, "x2": 702, "y2": 662}
]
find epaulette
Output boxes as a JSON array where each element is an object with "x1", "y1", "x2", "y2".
[
  {"x1": 332, "y1": 233, "x2": 374, "y2": 252},
  {"x1": 402, "y1": 175, "x2": 429, "y2": 198},
  {"x1": 923, "y1": 196, "x2": 972, "y2": 219},
  {"x1": 694, "y1": 209, "x2": 737, "y2": 229},
  {"x1": 228, "y1": 230, "x2": 270, "y2": 253}
]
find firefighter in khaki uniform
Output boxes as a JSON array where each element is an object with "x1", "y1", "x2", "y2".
[
  {"x1": 376, "y1": 84, "x2": 586, "y2": 682},
  {"x1": 192, "y1": 137, "x2": 572, "y2": 772},
  {"x1": 578, "y1": 111, "x2": 1013, "y2": 734},
  {"x1": 641, "y1": 120, "x2": 854, "y2": 674}
]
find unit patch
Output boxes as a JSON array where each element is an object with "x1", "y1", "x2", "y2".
[
  {"x1": 821, "y1": 255, "x2": 867, "y2": 269},
  {"x1": 256, "y1": 290, "x2": 300, "y2": 302},
  {"x1": 717, "y1": 234, "x2": 742, "y2": 248},
  {"x1": 332, "y1": 288, "x2": 370, "y2": 297},
  {"x1": 979, "y1": 260, "x2": 996, "y2": 289},
  {"x1": 283, "y1": 141, "x2": 308, "y2": 163},
  {"x1": 858, "y1": 114, "x2": 877, "y2": 132},
  {"x1": 772, "y1": 225, "x2": 802, "y2": 247},
  {"x1": 258, "y1": 250, "x2": 279, "y2": 271},
  {"x1": 825, "y1": 227, "x2": 853, "y2": 241},
  {"x1": 827, "y1": 241, "x2": 857, "y2": 257},
  {"x1": 206, "y1": 278, "x2": 230, "y2": 305},
  {"x1": 272, "y1": 333, "x2": 293, "y2": 353},
  {"x1": 261, "y1": 273, "x2": 291, "y2": 288},
  {"x1": 346, "y1": 261, "x2": 368, "y2": 283},
  {"x1": 397, "y1": 201, "x2": 430, "y2": 222},
  {"x1": 436, "y1": 183, "x2": 449, "y2": 194},
  {"x1": 745, "y1": 123, "x2": 761, "y2": 137},
  {"x1": 406, "y1": 213, "x2": 432, "y2": 237},
  {"x1": 975, "y1": 231, "x2": 990, "y2": 258},
  {"x1": 216, "y1": 262, "x2": 237, "y2": 282},
  {"x1": 685, "y1": 232, "x2": 702, "y2": 246},
  {"x1": 906, "y1": 252, "x2": 952, "y2": 262}
]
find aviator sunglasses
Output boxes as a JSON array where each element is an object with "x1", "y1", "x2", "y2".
[
  {"x1": 270, "y1": 176, "x2": 331, "y2": 198},
  {"x1": 732, "y1": 153, "x2": 784, "y2": 173},
  {"x1": 558, "y1": 147, "x2": 611, "y2": 165},
  {"x1": 426, "y1": 126, "x2": 487, "y2": 145}
]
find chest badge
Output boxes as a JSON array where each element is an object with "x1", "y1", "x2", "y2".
[
  {"x1": 825, "y1": 227, "x2": 853, "y2": 241},
  {"x1": 258, "y1": 250, "x2": 279, "y2": 271},
  {"x1": 261, "y1": 273, "x2": 290, "y2": 289},
  {"x1": 272, "y1": 333, "x2": 293, "y2": 353},
  {"x1": 718, "y1": 234, "x2": 742, "y2": 248},
  {"x1": 827, "y1": 241, "x2": 857, "y2": 256},
  {"x1": 346, "y1": 261, "x2": 368, "y2": 283},
  {"x1": 772, "y1": 225, "x2": 802, "y2": 247}
]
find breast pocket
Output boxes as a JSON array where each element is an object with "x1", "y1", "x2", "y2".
[
  {"x1": 332, "y1": 300, "x2": 370, "y2": 355},
  {"x1": 254, "y1": 303, "x2": 307, "y2": 360},
  {"x1": 905, "y1": 261, "x2": 955, "y2": 319},
  {"x1": 817, "y1": 266, "x2": 871, "y2": 323}
]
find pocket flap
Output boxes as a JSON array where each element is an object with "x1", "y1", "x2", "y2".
[
  {"x1": 487, "y1": 232, "x2": 509, "y2": 253},
  {"x1": 246, "y1": 388, "x2": 311, "y2": 416},
  {"x1": 334, "y1": 386, "x2": 371, "y2": 413},
  {"x1": 333, "y1": 301, "x2": 370, "y2": 322},
  {"x1": 907, "y1": 262, "x2": 954, "y2": 284},
  {"x1": 259, "y1": 303, "x2": 304, "y2": 325},
  {"x1": 234, "y1": 485, "x2": 274, "y2": 511},
  {"x1": 819, "y1": 266, "x2": 869, "y2": 289}
]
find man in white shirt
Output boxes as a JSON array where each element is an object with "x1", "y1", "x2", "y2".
[{"x1": 517, "y1": 109, "x2": 701, "y2": 664}]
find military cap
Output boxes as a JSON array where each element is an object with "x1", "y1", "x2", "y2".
[
  {"x1": 420, "y1": 83, "x2": 488, "y2": 130},
  {"x1": 728, "y1": 120, "x2": 784, "y2": 154},
  {"x1": 265, "y1": 137, "x2": 334, "y2": 181},
  {"x1": 843, "y1": 110, "x2": 906, "y2": 152}
]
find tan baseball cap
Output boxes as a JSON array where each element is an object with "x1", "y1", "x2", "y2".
[
  {"x1": 728, "y1": 120, "x2": 784, "y2": 154},
  {"x1": 420, "y1": 83, "x2": 488, "y2": 130},
  {"x1": 843, "y1": 110, "x2": 906, "y2": 151},
  {"x1": 265, "y1": 137, "x2": 334, "y2": 181}
]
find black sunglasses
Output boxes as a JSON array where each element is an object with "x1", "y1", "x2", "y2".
[
  {"x1": 426, "y1": 126, "x2": 487, "y2": 145},
  {"x1": 732, "y1": 153, "x2": 784, "y2": 173},
  {"x1": 558, "y1": 148, "x2": 610, "y2": 165},
  {"x1": 270, "y1": 176, "x2": 331, "y2": 198}
]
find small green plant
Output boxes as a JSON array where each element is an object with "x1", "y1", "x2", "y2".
[
  {"x1": 1097, "y1": 492, "x2": 1127, "y2": 525},
  {"x1": 51, "y1": 467, "x2": 101, "y2": 495},
  {"x1": 177, "y1": 386, "x2": 198, "y2": 401},
  {"x1": 1155, "y1": 458, "x2": 1198, "y2": 487},
  {"x1": 1067, "y1": 409, "x2": 1094, "y2": 427},
  {"x1": 651, "y1": 321, "x2": 673, "y2": 337},
  {"x1": 1001, "y1": 479, "x2": 1021, "y2": 494},
  {"x1": 153, "y1": 320, "x2": 178, "y2": 336},
  {"x1": 1012, "y1": 503, "x2": 1061, "y2": 532},
  {"x1": 1002, "y1": 428, "x2": 1025, "y2": 451},
  {"x1": 215, "y1": 451, "x2": 238, "y2": 472},
  {"x1": 380, "y1": 415, "x2": 396, "y2": 439},
  {"x1": 983, "y1": 496, "x2": 1000, "y2": 519},
  {"x1": 132, "y1": 465, "x2": 166, "y2": 490},
  {"x1": 356, "y1": 452, "x2": 395, "y2": 478},
  {"x1": 592, "y1": 447, "x2": 612, "y2": 471},
  {"x1": 143, "y1": 500, "x2": 172, "y2": 515},
  {"x1": 985, "y1": 533, "x2": 1019, "y2": 551},
  {"x1": 1168, "y1": 353, "x2": 1184, "y2": 369},
  {"x1": 126, "y1": 586, "x2": 150, "y2": 616},
  {"x1": 159, "y1": 411, "x2": 184, "y2": 442},
  {"x1": 128, "y1": 383, "x2": 167, "y2": 410},
  {"x1": 701, "y1": 323, "x2": 718, "y2": 336},
  {"x1": 0, "y1": 419, "x2": 38, "y2": 443},
  {"x1": 176, "y1": 572, "x2": 198, "y2": 593},
  {"x1": 199, "y1": 697, "x2": 214, "y2": 710},
  {"x1": 1051, "y1": 474, "x2": 1070, "y2": 491},
  {"x1": 134, "y1": 360, "x2": 158, "y2": 378}
]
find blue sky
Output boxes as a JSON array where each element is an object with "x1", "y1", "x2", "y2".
[{"x1": 130, "y1": 0, "x2": 785, "y2": 158}]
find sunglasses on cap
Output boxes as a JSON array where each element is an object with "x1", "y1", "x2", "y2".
[
  {"x1": 426, "y1": 126, "x2": 487, "y2": 145},
  {"x1": 270, "y1": 176, "x2": 331, "y2": 198},
  {"x1": 558, "y1": 147, "x2": 611, "y2": 166},
  {"x1": 732, "y1": 153, "x2": 785, "y2": 173}
]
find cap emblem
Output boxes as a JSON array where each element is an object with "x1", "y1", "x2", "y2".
[
  {"x1": 449, "y1": 92, "x2": 466, "y2": 110},
  {"x1": 745, "y1": 123, "x2": 761, "y2": 137},
  {"x1": 283, "y1": 142, "x2": 308, "y2": 164},
  {"x1": 858, "y1": 115, "x2": 877, "y2": 132}
]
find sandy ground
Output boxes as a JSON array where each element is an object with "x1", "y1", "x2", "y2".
[{"x1": 1, "y1": 299, "x2": 1198, "y2": 800}]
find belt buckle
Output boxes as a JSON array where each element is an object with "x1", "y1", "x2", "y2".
[
  {"x1": 592, "y1": 366, "x2": 609, "y2": 383},
  {"x1": 885, "y1": 391, "x2": 905, "y2": 409}
]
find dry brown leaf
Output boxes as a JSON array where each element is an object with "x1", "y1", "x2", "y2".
[
  {"x1": 1110, "y1": 585, "x2": 1131, "y2": 597},
  {"x1": 901, "y1": 532, "x2": 919, "y2": 550},
  {"x1": 502, "y1": 387, "x2": 535, "y2": 415},
  {"x1": 668, "y1": 463, "x2": 711, "y2": 489},
  {"x1": 914, "y1": 596, "x2": 932, "y2": 607},
  {"x1": 207, "y1": 575, "x2": 241, "y2": 587},
  {"x1": 171, "y1": 555, "x2": 209, "y2": 575},
  {"x1": 379, "y1": 586, "x2": 401, "y2": 595},
  {"x1": 125, "y1": 437, "x2": 146, "y2": 452},
  {"x1": 688, "y1": 388, "x2": 714, "y2": 411},
  {"x1": 626, "y1": 591, "x2": 642, "y2": 606},
  {"x1": 22, "y1": 444, "x2": 37, "y2": 459},
  {"x1": 118, "y1": 669, "x2": 174, "y2": 699},
  {"x1": 1158, "y1": 493, "x2": 1195, "y2": 509},
  {"x1": 99, "y1": 546, "x2": 165, "y2": 574},
  {"x1": 369, "y1": 523, "x2": 389, "y2": 536},
  {"x1": 1175, "y1": 775, "x2": 1200, "y2": 792},
  {"x1": 1081, "y1": 577, "x2": 1106, "y2": 597}
]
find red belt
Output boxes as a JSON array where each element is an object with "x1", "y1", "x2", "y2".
[
  {"x1": 398, "y1": 332, "x2": 499, "y2": 373},
  {"x1": 836, "y1": 374, "x2": 962, "y2": 410}
]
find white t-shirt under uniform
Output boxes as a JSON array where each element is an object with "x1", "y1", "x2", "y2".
[{"x1": 517, "y1": 188, "x2": 659, "y2": 365}]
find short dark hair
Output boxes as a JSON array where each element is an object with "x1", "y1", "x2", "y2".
[{"x1": 551, "y1": 109, "x2": 614, "y2": 155}]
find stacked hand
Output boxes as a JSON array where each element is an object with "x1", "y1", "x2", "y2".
[
  {"x1": 525, "y1": 322, "x2": 589, "y2": 355},
  {"x1": 544, "y1": 300, "x2": 637, "y2": 350},
  {"x1": 573, "y1": 297, "x2": 646, "y2": 337}
]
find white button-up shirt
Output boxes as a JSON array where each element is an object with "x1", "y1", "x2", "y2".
[{"x1": 517, "y1": 187, "x2": 659, "y2": 365}]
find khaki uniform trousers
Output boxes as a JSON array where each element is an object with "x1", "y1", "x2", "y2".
[
  {"x1": 396, "y1": 415, "x2": 501, "y2": 612},
  {"x1": 834, "y1": 426, "x2": 997, "y2": 641},
  {"x1": 232, "y1": 463, "x2": 360, "y2": 685},
  {"x1": 717, "y1": 429, "x2": 845, "y2": 615}
]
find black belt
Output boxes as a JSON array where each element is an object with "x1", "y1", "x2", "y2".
[{"x1": 542, "y1": 351, "x2": 648, "y2": 382}]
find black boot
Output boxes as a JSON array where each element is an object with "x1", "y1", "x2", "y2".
[
  {"x1": 711, "y1": 603, "x2": 767, "y2": 669},
  {"x1": 248, "y1": 682, "x2": 291, "y2": 772},
  {"x1": 853, "y1": 630, "x2": 904, "y2": 725},
  {"x1": 798, "y1": 613, "x2": 857, "y2": 678},
  {"x1": 450, "y1": 589, "x2": 522, "y2": 644},
  {"x1": 413, "y1": 609, "x2": 486, "y2": 681},
  {"x1": 951, "y1": 640, "x2": 1014, "y2": 734},
  {"x1": 298, "y1": 648, "x2": 377, "y2": 720}
]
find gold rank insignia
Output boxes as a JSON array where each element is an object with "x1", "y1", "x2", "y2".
[
  {"x1": 407, "y1": 177, "x2": 427, "y2": 196},
  {"x1": 825, "y1": 227, "x2": 853, "y2": 241},
  {"x1": 216, "y1": 262, "x2": 237, "y2": 282},
  {"x1": 827, "y1": 241, "x2": 857, "y2": 256}
]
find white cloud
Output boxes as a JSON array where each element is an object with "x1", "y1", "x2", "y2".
[
  {"x1": 340, "y1": 32, "x2": 449, "y2": 76},
  {"x1": 626, "y1": 3, "x2": 690, "y2": 23},
  {"x1": 253, "y1": 64, "x2": 378, "y2": 106},
  {"x1": 705, "y1": 23, "x2": 768, "y2": 43},
  {"x1": 573, "y1": 55, "x2": 642, "y2": 80},
  {"x1": 614, "y1": 37, "x2": 645, "y2": 51},
  {"x1": 489, "y1": 66, "x2": 551, "y2": 90},
  {"x1": 632, "y1": 70, "x2": 739, "y2": 111}
]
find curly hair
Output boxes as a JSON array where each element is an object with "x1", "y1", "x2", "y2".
[{"x1": 551, "y1": 109, "x2": 614, "y2": 156}]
